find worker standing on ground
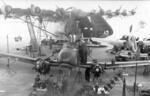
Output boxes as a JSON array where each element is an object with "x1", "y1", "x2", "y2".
[
  {"x1": 78, "y1": 39, "x2": 88, "y2": 65},
  {"x1": 49, "y1": 37, "x2": 53, "y2": 50}
]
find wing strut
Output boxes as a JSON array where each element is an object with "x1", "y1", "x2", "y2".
[{"x1": 26, "y1": 16, "x2": 39, "y2": 57}]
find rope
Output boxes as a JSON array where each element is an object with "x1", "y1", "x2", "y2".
[{"x1": 42, "y1": 21, "x2": 49, "y2": 38}]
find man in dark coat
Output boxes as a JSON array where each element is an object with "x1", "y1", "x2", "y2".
[{"x1": 78, "y1": 40, "x2": 88, "y2": 65}]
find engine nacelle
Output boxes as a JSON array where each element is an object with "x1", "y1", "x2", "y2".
[
  {"x1": 0, "y1": 5, "x2": 12, "y2": 18},
  {"x1": 30, "y1": 4, "x2": 41, "y2": 16}
]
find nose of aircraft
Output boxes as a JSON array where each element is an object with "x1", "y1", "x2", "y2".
[
  {"x1": 90, "y1": 14, "x2": 113, "y2": 38},
  {"x1": 78, "y1": 14, "x2": 113, "y2": 38}
]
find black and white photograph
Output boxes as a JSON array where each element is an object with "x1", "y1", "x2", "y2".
[{"x1": 0, "y1": 0, "x2": 150, "y2": 96}]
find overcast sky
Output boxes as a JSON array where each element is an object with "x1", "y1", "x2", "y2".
[{"x1": 0, "y1": 0, "x2": 148, "y2": 10}]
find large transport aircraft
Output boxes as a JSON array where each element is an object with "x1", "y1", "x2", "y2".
[{"x1": 0, "y1": 4, "x2": 149, "y2": 76}]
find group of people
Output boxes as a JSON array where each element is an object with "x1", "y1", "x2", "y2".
[
  {"x1": 77, "y1": 39, "x2": 105, "y2": 82},
  {"x1": 56, "y1": 38, "x2": 105, "y2": 82}
]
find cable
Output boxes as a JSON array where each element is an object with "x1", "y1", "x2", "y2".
[
  {"x1": 42, "y1": 21, "x2": 49, "y2": 38},
  {"x1": 0, "y1": 0, "x2": 6, "y2": 5},
  {"x1": 13, "y1": 15, "x2": 58, "y2": 37}
]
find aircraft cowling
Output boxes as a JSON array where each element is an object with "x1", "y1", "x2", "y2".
[
  {"x1": 78, "y1": 14, "x2": 113, "y2": 38},
  {"x1": 0, "y1": 5, "x2": 12, "y2": 18},
  {"x1": 57, "y1": 43, "x2": 78, "y2": 65},
  {"x1": 120, "y1": 35, "x2": 138, "y2": 53},
  {"x1": 30, "y1": 5, "x2": 41, "y2": 16}
]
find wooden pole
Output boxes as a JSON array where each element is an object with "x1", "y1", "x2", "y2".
[
  {"x1": 133, "y1": 60, "x2": 137, "y2": 96},
  {"x1": 7, "y1": 35, "x2": 10, "y2": 67},
  {"x1": 122, "y1": 78, "x2": 126, "y2": 96},
  {"x1": 134, "y1": 48, "x2": 140, "y2": 96}
]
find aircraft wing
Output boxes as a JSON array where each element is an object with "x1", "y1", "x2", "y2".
[
  {"x1": 11, "y1": 8, "x2": 55, "y2": 18},
  {"x1": 11, "y1": 8, "x2": 30, "y2": 17},
  {"x1": 106, "y1": 63, "x2": 150, "y2": 69},
  {"x1": 86, "y1": 60, "x2": 150, "y2": 69},
  {"x1": 104, "y1": 60, "x2": 150, "y2": 69},
  {"x1": 0, "y1": 5, "x2": 66, "y2": 21},
  {"x1": 40, "y1": 60, "x2": 150, "y2": 69},
  {"x1": 0, "y1": 52, "x2": 38, "y2": 64},
  {"x1": 1, "y1": 52, "x2": 150, "y2": 70}
]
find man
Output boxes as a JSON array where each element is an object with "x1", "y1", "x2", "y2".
[
  {"x1": 49, "y1": 37, "x2": 53, "y2": 49},
  {"x1": 78, "y1": 39, "x2": 88, "y2": 65},
  {"x1": 85, "y1": 67, "x2": 91, "y2": 82},
  {"x1": 91, "y1": 59, "x2": 104, "y2": 82}
]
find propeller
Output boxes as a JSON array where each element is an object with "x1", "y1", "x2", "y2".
[
  {"x1": 129, "y1": 7, "x2": 137, "y2": 15},
  {"x1": 114, "y1": 6, "x2": 122, "y2": 16},
  {"x1": 129, "y1": 25, "x2": 133, "y2": 33},
  {"x1": 98, "y1": 5, "x2": 105, "y2": 16},
  {"x1": 105, "y1": 10, "x2": 113, "y2": 18},
  {"x1": 121, "y1": 9, "x2": 128, "y2": 16},
  {"x1": 30, "y1": 4, "x2": 41, "y2": 16},
  {"x1": 0, "y1": 5, "x2": 12, "y2": 18}
]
